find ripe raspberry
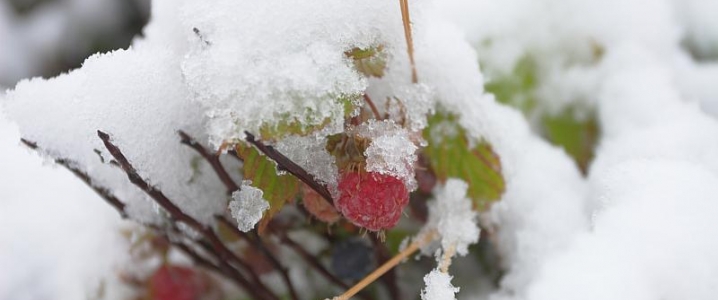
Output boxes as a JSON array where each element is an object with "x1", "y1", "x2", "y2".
[
  {"x1": 335, "y1": 171, "x2": 409, "y2": 231},
  {"x1": 148, "y1": 265, "x2": 211, "y2": 300}
]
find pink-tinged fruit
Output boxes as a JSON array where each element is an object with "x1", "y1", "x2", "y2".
[
  {"x1": 336, "y1": 171, "x2": 409, "y2": 231},
  {"x1": 149, "y1": 265, "x2": 210, "y2": 300}
]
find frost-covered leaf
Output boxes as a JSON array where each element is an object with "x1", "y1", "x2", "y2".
[
  {"x1": 234, "y1": 144, "x2": 300, "y2": 234},
  {"x1": 258, "y1": 94, "x2": 360, "y2": 141},
  {"x1": 346, "y1": 46, "x2": 387, "y2": 78},
  {"x1": 423, "y1": 112, "x2": 505, "y2": 211},
  {"x1": 484, "y1": 55, "x2": 538, "y2": 114},
  {"x1": 542, "y1": 108, "x2": 599, "y2": 174}
]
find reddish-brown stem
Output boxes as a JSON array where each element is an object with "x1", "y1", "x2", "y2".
[
  {"x1": 21, "y1": 137, "x2": 275, "y2": 300},
  {"x1": 218, "y1": 216, "x2": 300, "y2": 300},
  {"x1": 97, "y1": 130, "x2": 279, "y2": 300},
  {"x1": 178, "y1": 130, "x2": 240, "y2": 193},
  {"x1": 20, "y1": 138, "x2": 129, "y2": 219},
  {"x1": 363, "y1": 94, "x2": 383, "y2": 120},
  {"x1": 244, "y1": 131, "x2": 333, "y2": 202}
]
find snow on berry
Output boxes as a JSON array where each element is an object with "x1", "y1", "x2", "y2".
[
  {"x1": 228, "y1": 180, "x2": 270, "y2": 232},
  {"x1": 335, "y1": 171, "x2": 409, "y2": 231},
  {"x1": 357, "y1": 119, "x2": 419, "y2": 191}
]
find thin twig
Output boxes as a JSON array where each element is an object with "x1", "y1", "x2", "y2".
[
  {"x1": 439, "y1": 244, "x2": 456, "y2": 274},
  {"x1": 369, "y1": 234, "x2": 400, "y2": 300},
  {"x1": 218, "y1": 216, "x2": 300, "y2": 300},
  {"x1": 399, "y1": 0, "x2": 418, "y2": 83},
  {"x1": 20, "y1": 139, "x2": 128, "y2": 219},
  {"x1": 181, "y1": 131, "x2": 300, "y2": 300},
  {"x1": 363, "y1": 94, "x2": 383, "y2": 120},
  {"x1": 97, "y1": 130, "x2": 279, "y2": 300},
  {"x1": 244, "y1": 131, "x2": 333, "y2": 202},
  {"x1": 333, "y1": 231, "x2": 436, "y2": 300},
  {"x1": 276, "y1": 229, "x2": 349, "y2": 289},
  {"x1": 21, "y1": 137, "x2": 272, "y2": 300},
  {"x1": 178, "y1": 131, "x2": 239, "y2": 193}
]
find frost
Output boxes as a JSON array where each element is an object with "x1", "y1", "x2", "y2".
[
  {"x1": 179, "y1": 0, "x2": 413, "y2": 145},
  {"x1": 357, "y1": 120, "x2": 419, "y2": 190},
  {"x1": 421, "y1": 269, "x2": 459, "y2": 300},
  {"x1": 275, "y1": 134, "x2": 339, "y2": 189},
  {"x1": 523, "y1": 45, "x2": 718, "y2": 300},
  {"x1": 229, "y1": 181, "x2": 270, "y2": 232},
  {"x1": 3, "y1": 0, "x2": 718, "y2": 298},
  {"x1": 426, "y1": 179, "x2": 480, "y2": 256}
]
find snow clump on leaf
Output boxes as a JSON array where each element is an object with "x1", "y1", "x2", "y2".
[{"x1": 229, "y1": 181, "x2": 270, "y2": 232}]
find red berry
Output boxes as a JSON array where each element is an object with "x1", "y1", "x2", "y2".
[
  {"x1": 335, "y1": 171, "x2": 409, "y2": 231},
  {"x1": 148, "y1": 265, "x2": 210, "y2": 300}
]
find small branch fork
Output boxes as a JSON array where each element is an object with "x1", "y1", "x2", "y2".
[
  {"x1": 20, "y1": 137, "x2": 273, "y2": 300},
  {"x1": 20, "y1": 139, "x2": 129, "y2": 219},
  {"x1": 22, "y1": 130, "x2": 385, "y2": 300},
  {"x1": 24, "y1": 129, "x2": 427, "y2": 300},
  {"x1": 98, "y1": 130, "x2": 280, "y2": 300}
]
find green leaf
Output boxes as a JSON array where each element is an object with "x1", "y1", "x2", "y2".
[
  {"x1": 345, "y1": 46, "x2": 387, "y2": 78},
  {"x1": 423, "y1": 111, "x2": 505, "y2": 211},
  {"x1": 484, "y1": 55, "x2": 538, "y2": 114},
  {"x1": 234, "y1": 144, "x2": 300, "y2": 234},
  {"x1": 258, "y1": 94, "x2": 360, "y2": 141},
  {"x1": 542, "y1": 107, "x2": 599, "y2": 174}
]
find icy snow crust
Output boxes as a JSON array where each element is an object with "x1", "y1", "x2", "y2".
[
  {"x1": 229, "y1": 181, "x2": 270, "y2": 232},
  {"x1": 2, "y1": 0, "x2": 718, "y2": 299}
]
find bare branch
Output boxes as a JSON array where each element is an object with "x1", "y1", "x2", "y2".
[
  {"x1": 243, "y1": 131, "x2": 333, "y2": 202},
  {"x1": 218, "y1": 216, "x2": 300, "y2": 300},
  {"x1": 97, "y1": 130, "x2": 279, "y2": 300},
  {"x1": 178, "y1": 130, "x2": 239, "y2": 193},
  {"x1": 20, "y1": 138, "x2": 128, "y2": 219}
]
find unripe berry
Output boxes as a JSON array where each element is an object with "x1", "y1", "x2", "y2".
[
  {"x1": 335, "y1": 171, "x2": 409, "y2": 231},
  {"x1": 148, "y1": 265, "x2": 210, "y2": 300}
]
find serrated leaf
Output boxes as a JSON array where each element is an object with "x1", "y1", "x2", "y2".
[
  {"x1": 423, "y1": 112, "x2": 505, "y2": 211},
  {"x1": 542, "y1": 107, "x2": 599, "y2": 174},
  {"x1": 259, "y1": 114, "x2": 332, "y2": 141},
  {"x1": 234, "y1": 144, "x2": 300, "y2": 234},
  {"x1": 258, "y1": 94, "x2": 360, "y2": 141},
  {"x1": 346, "y1": 46, "x2": 387, "y2": 78}
]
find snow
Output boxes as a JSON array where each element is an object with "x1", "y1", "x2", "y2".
[
  {"x1": 229, "y1": 181, "x2": 270, "y2": 232},
  {"x1": 421, "y1": 269, "x2": 459, "y2": 300},
  {"x1": 522, "y1": 45, "x2": 718, "y2": 300},
  {"x1": 275, "y1": 134, "x2": 339, "y2": 188},
  {"x1": 2, "y1": 0, "x2": 718, "y2": 299},
  {"x1": 358, "y1": 119, "x2": 419, "y2": 190},
  {"x1": 426, "y1": 179, "x2": 479, "y2": 257},
  {"x1": 0, "y1": 111, "x2": 133, "y2": 300},
  {"x1": 179, "y1": 0, "x2": 411, "y2": 146}
]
